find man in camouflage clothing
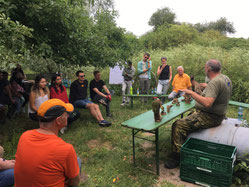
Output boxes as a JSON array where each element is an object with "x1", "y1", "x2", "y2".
[{"x1": 164, "y1": 59, "x2": 232, "y2": 169}]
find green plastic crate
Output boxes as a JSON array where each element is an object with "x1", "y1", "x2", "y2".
[
  {"x1": 180, "y1": 138, "x2": 237, "y2": 175},
  {"x1": 180, "y1": 163, "x2": 232, "y2": 187}
]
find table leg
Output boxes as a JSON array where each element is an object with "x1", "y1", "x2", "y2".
[
  {"x1": 131, "y1": 97, "x2": 133, "y2": 109},
  {"x1": 155, "y1": 129, "x2": 159, "y2": 175},
  {"x1": 181, "y1": 114, "x2": 183, "y2": 118},
  {"x1": 132, "y1": 129, "x2": 136, "y2": 166}
]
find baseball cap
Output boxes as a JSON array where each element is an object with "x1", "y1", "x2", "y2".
[{"x1": 37, "y1": 99, "x2": 74, "y2": 122}]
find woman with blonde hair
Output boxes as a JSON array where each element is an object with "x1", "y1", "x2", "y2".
[{"x1": 28, "y1": 75, "x2": 49, "y2": 121}]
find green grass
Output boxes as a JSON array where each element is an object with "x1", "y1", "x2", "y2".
[{"x1": 0, "y1": 96, "x2": 248, "y2": 186}]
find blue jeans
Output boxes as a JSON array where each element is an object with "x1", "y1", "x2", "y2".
[
  {"x1": 73, "y1": 99, "x2": 93, "y2": 109},
  {"x1": 0, "y1": 168, "x2": 14, "y2": 187}
]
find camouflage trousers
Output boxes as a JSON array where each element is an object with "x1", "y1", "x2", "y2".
[{"x1": 171, "y1": 110, "x2": 225, "y2": 153}]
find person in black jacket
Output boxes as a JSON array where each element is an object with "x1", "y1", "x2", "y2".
[{"x1": 69, "y1": 70, "x2": 111, "y2": 127}]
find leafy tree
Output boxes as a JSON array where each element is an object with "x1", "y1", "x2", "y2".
[
  {"x1": 194, "y1": 17, "x2": 235, "y2": 35},
  {"x1": 148, "y1": 7, "x2": 176, "y2": 30}
]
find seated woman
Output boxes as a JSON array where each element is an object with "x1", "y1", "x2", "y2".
[
  {"x1": 50, "y1": 74, "x2": 80, "y2": 133},
  {"x1": 28, "y1": 75, "x2": 49, "y2": 121}
]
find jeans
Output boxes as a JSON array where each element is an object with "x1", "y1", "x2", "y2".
[
  {"x1": 168, "y1": 91, "x2": 185, "y2": 100},
  {"x1": 73, "y1": 99, "x2": 93, "y2": 109},
  {"x1": 122, "y1": 80, "x2": 132, "y2": 103},
  {"x1": 139, "y1": 78, "x2": 150, "y2": 103},
  {"x1": 156, "y1": 79, "x2": 169, "y2": 103},
  {"x1": 0, "y1": 168, "x2": 14, "y2": 187}
]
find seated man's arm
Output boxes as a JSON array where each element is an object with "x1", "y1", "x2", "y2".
[
  {"x1": 67, "y1": 174, "x2": 80, "y2": 186},
  {"x1": 93, "y1": 88, "x2": 107, "y2": 98},
  {"x1": 181, "y1": 89, "x2": 215, "y2": 108},
  {"x1": 103, "y1": 85, "x2": 110, "y2": 95}
]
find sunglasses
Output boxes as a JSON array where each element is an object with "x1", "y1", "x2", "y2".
[
  {"x1": 144, "y1": 56, "x2": 149, "y2": 59},
  {"x1": 80, "y1": 75, "x2": 85, "y2": 78}
]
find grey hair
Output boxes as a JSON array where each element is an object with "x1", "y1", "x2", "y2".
[
  {"x1": 177, "y1": 66, "x2": 184, "y2": 71},
  {"x1": 206, "y1": 59, "x2": 222, "y2": 73},
  {"x1": 161, "y1": 57, "x2": 167, "y2": 61}
]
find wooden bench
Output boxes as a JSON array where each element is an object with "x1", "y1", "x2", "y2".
[{"x1": 121, "y1": 97, "x2": 195, "y2": 175}]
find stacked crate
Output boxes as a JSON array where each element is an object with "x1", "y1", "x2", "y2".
[{"x1": 180, "y1": 138, "x2": 237, "y2": 187}]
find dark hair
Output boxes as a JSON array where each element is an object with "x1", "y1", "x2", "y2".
[
  {"x1": 31, "y1": 75, "x2": 48, "y2": 96},
  {"x1": 50, "y1": 74, "x2": 64, "y2": 94},
  {"x1": 161, "y1": 57, "x2": 167, "y2": 61},
  {"x1": 93, "y1": 70, "x2": 100, "y2": 76},
  {"x1": 144, "y1": 53, "x2": 150, "y2": 57},
  {"x1": 127, "y1": 60, "x2": 132, "y2": 65},
  {"x1": 76, "y1": 70, "x2": 83, "y2": 76}
]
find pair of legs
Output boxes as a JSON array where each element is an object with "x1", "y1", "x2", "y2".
[
  {"x1": 92, "y1": 90, "x2": 114, "y2": 117},
  {"x1": 139, "y1": 78, "x2": 150, "y2": 103},
  {"x1": 122, "y1": 80, "x2": 132, "y2": 103},
  {"x1": 0, "y1": 105, "x2": 6, "y2": 123},
  {"x1": 168, "y1": 91, "x2": 185, "y2": 100},
  {"x1": 74, "y1": 99, "x2": 105, "y2": 122},
  {"x1": 165, "y1": 110, "x2": 224, "y2": 168},
  {"x1": 156, "y1": 79, "x2": 170, "y2": 103}
]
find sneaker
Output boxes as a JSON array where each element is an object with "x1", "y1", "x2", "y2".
[
  {"x1": 99, "y1": 99, "x2": 107, "y2": 106},
  {"x1": 120, "y1": 102, "x2": 126, "y2": 106},
  {"x1": 60, "y1": 127, "x2": 67, "y2": 134},
  {"x1": 106, "y1": 114, "x2": 112, "y2": 118},
  {"x1": 99, "y1": 120, "x2": 111, "y2": 127}
]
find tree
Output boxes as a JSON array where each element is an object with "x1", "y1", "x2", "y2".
[
  {"x1": 148, "y1": 7, "x2": 176, "y2": 30},
  {"x1": 194, "y1": 17, "x2": 235, "y2": 35}
]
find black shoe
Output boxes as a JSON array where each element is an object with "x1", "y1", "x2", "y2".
[
  {"x1": 164, "y1": 152, "x2": 180, "y2": 169},
  {"x1": 99, "y1": 120, "x2": 111, "y2": 127}
]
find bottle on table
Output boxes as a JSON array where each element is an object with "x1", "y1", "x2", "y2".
[
  {"x1": 238, "y1": 106, "x2": 243, "y2": 121},
  {"x1": 130, "y1": 86, "x2": 133, "y2": 95},
  {"x1": 151, "y1": 87, "x2": 154, "y2": 94},
  {"x1": 137, "y1": 88, "x2": 139, "y2": 96}
]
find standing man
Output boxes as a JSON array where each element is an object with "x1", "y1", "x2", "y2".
[
  {"x1": 168, "y1": 66, "x2": 192, "y2": 100},
  {"x1": 14, "y1": 99, "x2": 81, "y2": 186},
  {"x1": 69, "y1": 70, "x2": 111, "y2": 127},
  {"x1": 164, "y1": 59, "x2": 232, "y2": 169},
  {"x1": 137, "y1": 53, "x2": 152, "y2": 103},
  {"x1": 121, "y1": 60, "x2": 136, "y2": 106},
  {"x1": 90, "y1": 70, "x2": 113, "y2": 117}
]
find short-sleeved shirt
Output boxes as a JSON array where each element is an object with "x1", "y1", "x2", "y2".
[
  {"x1": 14, "y1": 130, "x2": 79, "y2": 187},
  {"x1": 89, "y1": 79, "x2": 105, "y2": 100},
  {"x1": 172, "y1": 73, "x2": 192, "y2": 92},
  {"x1": 195, "y1": 74, "x2": 232, "y2": 115},
  {"x1": 69, "y1": 80, "x2": 88, "y2": 104}
]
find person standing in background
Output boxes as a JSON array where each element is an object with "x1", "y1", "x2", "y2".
[
  {"x1": 137, "y1": 53, "x2": 152, "y2": 103},
  {"x1": 156, "y1": 57, "x2": 172, "y2": 104},
  {"x1": 121, "y1": 61, "x2": 135, "y2": 106}
]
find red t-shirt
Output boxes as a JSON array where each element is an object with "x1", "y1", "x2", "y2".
[
  {"x1": 14, "y1": 130, "x2": 79, "y2": 187},
  {"x1": 50, "y1": 86, "x2": 69, "y2": 103}
]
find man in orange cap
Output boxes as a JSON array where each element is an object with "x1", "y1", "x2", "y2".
[{"x1": 14, "y1": 99, "x2": 81, "y2": 187}]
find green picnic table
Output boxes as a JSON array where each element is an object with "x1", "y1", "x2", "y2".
[
  {"x1": 121, "y1": 97, "x2": 195, "y2": 175},
  {"x1": 125, "y1": 94, "x2": 168, "y2": 108}
]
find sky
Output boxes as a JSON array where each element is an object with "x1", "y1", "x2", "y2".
[{"x1": 113, "y1": 0, "x2": 249, "y2": 38}]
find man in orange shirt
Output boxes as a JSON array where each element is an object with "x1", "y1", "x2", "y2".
[
  {"x1": 168, "y1": 66, "x2": 192, "y2": 100},
  {"x1": 14, "y1": 99, "x2": 80, "y2": 187}
]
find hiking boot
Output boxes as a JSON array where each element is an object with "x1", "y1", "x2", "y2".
[
  {"x1": 164, "y1": 152, "x2": 180, "y2": 169},
  {"x1": 99, "y1": 99, "x2": 107, "y2": 106}
]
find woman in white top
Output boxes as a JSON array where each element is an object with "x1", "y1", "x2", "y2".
[{"x1": 28, "y1": 75, "x2": 50, "y2": 121}]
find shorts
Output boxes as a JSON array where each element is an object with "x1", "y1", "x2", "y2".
[{"x1": 73, "y1": 99, "x2": 93, "y2": 109}]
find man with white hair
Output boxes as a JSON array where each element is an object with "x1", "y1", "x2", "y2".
[
  {"x1": 168, "y1": 66, "x2": 192, "y2": 100},
  {"x1": 165, "y1": 59, "x2": 232, "y2": 169}
]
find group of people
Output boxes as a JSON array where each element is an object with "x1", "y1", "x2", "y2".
[
  {"x1": 0, "y1": 65, "x2": 31, "y2": 123},
  {"x1": 121, "y1": 53, "x2": 192, "y2": 105},
  {"x1": 0, "y1": 56, "x2": 232, "y2": 186}
]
